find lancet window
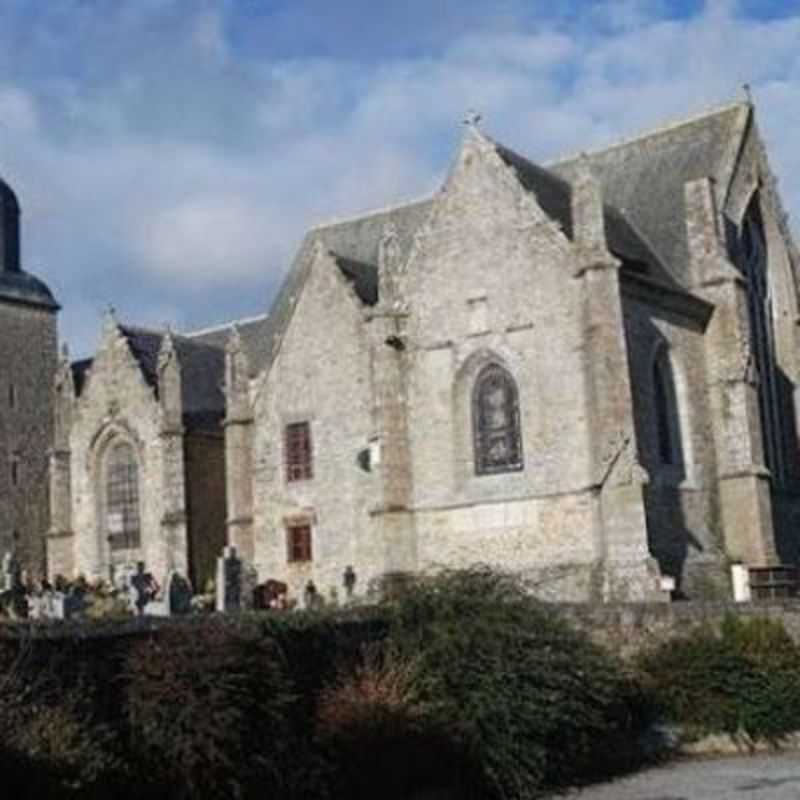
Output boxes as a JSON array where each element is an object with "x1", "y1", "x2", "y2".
[
  {"x1": 473, "y1": 364, "x2": 523, "y2": 475},
  {"x1": 106, "y1": 441, "x2": 141, "y2": 550},
  {"x1": 741, "y1": 195, "x2": 784, "y2": 483}
]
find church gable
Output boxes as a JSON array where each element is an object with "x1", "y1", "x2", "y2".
[{"x1": 403, "y1": 128, "x2": 583, "y2": 350}]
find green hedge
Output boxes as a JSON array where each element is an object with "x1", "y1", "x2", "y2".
[
  {"x1": 8, "y1": 584, "x2": 798, "y2": 799},
  {"x1": 637, "y1": 613, "x2": 800, "y2": 743}
]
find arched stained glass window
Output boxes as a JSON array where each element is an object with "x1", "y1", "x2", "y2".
[
  {"x1": 106, "y1": 441, "x2": 140, "y2": 550},
  {"x1": 473, "y1": 364, "x2": 523, "y2": 475}
]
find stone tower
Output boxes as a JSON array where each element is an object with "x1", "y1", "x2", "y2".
[{"x1": 0, "y1": 176, "x2": 59, "y2": 575}]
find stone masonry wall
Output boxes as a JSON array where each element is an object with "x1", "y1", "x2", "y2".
[
  {"x1": 0, "y1": 302, "x2": 57, "y2": 575},
  {"x1": 402, "y1": 134, "x2": 605, "y2": 595},
  {"x1": 622, "y1": 293, "x2": 729, "y2": 597},
  {"x1": 252, "y1": 248, "x2": 376, "y2": 604},
  {"x1": 55, "y1": 327, "x2": 187, "y2": 585}
]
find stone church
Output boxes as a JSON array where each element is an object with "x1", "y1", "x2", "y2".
[{"x1": 4, "y1": 98, "x2": 800, "y2": 603}]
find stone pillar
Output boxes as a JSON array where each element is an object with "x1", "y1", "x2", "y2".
[
  {"x1": 367, "y1": 225, "x2": 417, "y2": 577},
  {"x1": 157, "y1": 332, "x2": 189, "y2": 577},
  {"x1": 572, "y1": 161, "x2": 665, "y2": 601},
  {"x1": 686, "y1": 178, "x2": 776, "y2": 565},
  {"x1": 223, "y1": 327, "x2": 255, "y2": 561},
  {"x1": 46, "y1": 347, "x2": 75, "y2": 579}
]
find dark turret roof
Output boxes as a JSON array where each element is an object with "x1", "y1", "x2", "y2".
[
  {"x1": 0, "y1": 177, "x2": 59, "y2": 310},
  {"x1": 0, "y1": 268, "x2": 59, "y2": 310}
]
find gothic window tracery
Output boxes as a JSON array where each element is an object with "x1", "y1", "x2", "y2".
[
  {"x1": 105, "y1": 441, "x2": 140, "y2": 550},
  {"x1": 473, "y1": 363, "x2": 523, "y2": 475},
  {"x1": 741, "y1": 195, "x2": 784, "y2": 483}
]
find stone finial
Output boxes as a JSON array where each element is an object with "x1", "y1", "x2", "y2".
[
  {"x1": 226, "y1": 324, "x2": 242, "y2": 355},
  {"x1": 59, "y1": 341, "x2": 70, "y2": 363},
  {"x1": 225, "y1": 325, "x2": 251, "y2": 418},
  {"x1": 741, "y1": 83, "x2": 753, "y2": 105},
  {"x1": 462, "y1": 109, "x2": 483, "y2": 129},
  {"x1": 157, "y1": 327, "x2": 177, "y2": 372},
  {"x1": 571, "y1": 155, "x2": 609, "y2": 258},
  {"x1": 157, "y1": 328, "x2": 182, "y2": 432},
  {"x1": 102, "y1": 305, "x2": 118, "y2": 335}
]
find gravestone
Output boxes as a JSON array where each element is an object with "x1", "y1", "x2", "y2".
[
  {"x1": 216, "y1": 546, "x2": 242, "y2": 612},
  {"x1": 167, "y1": 571, "x2": 193, "y2": 615}
]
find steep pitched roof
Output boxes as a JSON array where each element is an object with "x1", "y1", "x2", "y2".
[
  {"x1": 187, "y1": 313, "x2": 271, "y2": 378},
  {"x1": 550, "y1": 102, "x2": 749, "y2": 285},
  {"x1": 247, "y1": 198, "x2": 433, "y2": 377},
  {"x1": 493, "y1": 141, "x2": 664, "y2": 276},
  {"x1": 73, "y1": 324, "x2": 227, "y2": 432}
]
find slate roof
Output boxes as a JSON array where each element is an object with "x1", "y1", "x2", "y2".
[
  {"x1": 331, "y1": 253, "x2": 378, "y2": 305},
  {"x1": 73, "y1": 325, "x2": 227, "y2": 432},
  {"x1": 550, "y1": 102, "x2": 748, "y2": 286},
  {"x1": 187, "y1": 313, "x2": 271, "y2": 378},
  {"x1": 494, "y1": 142, "x2": 664, "y2": 277},
  {"x1": 69, "y1": 102, "x2": 751, "y2": 397},
  {"x1": 0, "y1": 179, "x2": 59, "y2": 310},
  {"x1": 0, "y1": 268, "x2": 60, "y2": 310},
  {"x1": 228, "y1": 198, "x2": 433, "y2": 377},
  {"x1": 251, "y1": 106, "x2": 751, "y2": 380}
]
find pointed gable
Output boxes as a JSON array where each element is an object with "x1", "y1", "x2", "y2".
[{"x1": 73, "y1": 324, "x2": 227, "y2": 431}]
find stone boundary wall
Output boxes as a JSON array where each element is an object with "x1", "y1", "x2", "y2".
[
  {"x1": 2, "y1": 600, "x2": 800, "y2": 659},
  {"x1": 556, "y1": 599, "x2": 800, "y2": 658}
]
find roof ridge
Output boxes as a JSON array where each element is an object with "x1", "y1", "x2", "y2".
[
  {"x1": 184, "y1": 312, "x2": 269, "y2": 338},
  {"x1": 492, "y1": 138, "x2": 573, "y2": 188},
  {"x1": 308, "y1": 193, "x2": 434, "y2": 232},
  {"x1": 546, "y1": 100, "x2": 749, "y2": 168}
]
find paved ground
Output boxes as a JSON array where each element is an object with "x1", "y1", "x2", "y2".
[{"x1": 552, "y1": 753, "x2": 800, "y2": 800}]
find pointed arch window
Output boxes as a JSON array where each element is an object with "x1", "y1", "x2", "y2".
[
  {"x1": 105, "y1": 441, "x2": 140, "y2": 550},
  {"x1": 473, "y1": 364, "x2": 523, "y2": 475},
  {"x1": 741, "y1": 194, "x2": 784, "y2": 483},
  {"x1": 653, "y1": 349, "x2": 682, "y2": 467}
]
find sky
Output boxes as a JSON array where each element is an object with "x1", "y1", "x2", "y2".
[{"x1": 0, "y1": 0, "x2": 798, "y2": 356}]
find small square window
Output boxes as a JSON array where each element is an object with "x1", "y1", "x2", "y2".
[
  {"x1": 287, "y1": 524, "x2": 312, "y2": 563},
  {"x1": 285, "y1": 421, "x2": 313, "y2": 482}
]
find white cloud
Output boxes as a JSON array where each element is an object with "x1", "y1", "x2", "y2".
[
  {"x1": 0, "y1": 86, "x2": 39, "y2": 134},
  {"x1": 0, "y1": 1, "x2": 798, "y2": 355}
]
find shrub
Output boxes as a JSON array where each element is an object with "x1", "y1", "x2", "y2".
[
  {"x1": 638, "y1": 614, "x2": 800, "y2": 743},
  {"x1": 382, "y1": 567, "x2": 647, "y2": 799},
  {"x1": 317, "y1": 645, "x2": 471, "y2": 799},
  {"x1": 0, "y1": 654, "x2": 125, "y2": 799},
  {"x1": 124, "y1": 619, "x2": 297, "y2": 800}
]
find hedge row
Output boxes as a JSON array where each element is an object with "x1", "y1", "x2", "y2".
[{"x1": 2, "y1": 571, "x2": 800, "y2": 799}]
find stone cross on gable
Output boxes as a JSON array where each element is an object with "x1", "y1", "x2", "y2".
[{"x1": 462, "y1": 109, "x2": 483, "y2": 128}]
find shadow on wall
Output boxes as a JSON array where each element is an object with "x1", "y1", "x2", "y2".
[{"x1": 631, "y1": 324, "x2": 709, "y2": 599}]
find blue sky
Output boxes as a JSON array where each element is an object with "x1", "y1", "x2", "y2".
[{"x1": 0, "y1": 0, "x2": 798, "y2": 355}]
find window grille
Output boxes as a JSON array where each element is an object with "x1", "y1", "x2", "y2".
[
  {"x1": 106, "y1": 441, "x2": 140, "y2": 550},
  {"x1": 285, "y1": 421, "x2": 313, "y2": 482},
  {"x1": 287, "y1": 524, "x2": 312, "y2": 563},
  {"x1": 473, "y1": 364, "x2": 523, "y2": 475}
]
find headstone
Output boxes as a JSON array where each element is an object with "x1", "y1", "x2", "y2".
[
  {"x1": 167, "y1": 572, "x2": 193, "y2": 615},
  {"x1": 216, "y1": 546, "x2": 242, "y2": 612}
]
